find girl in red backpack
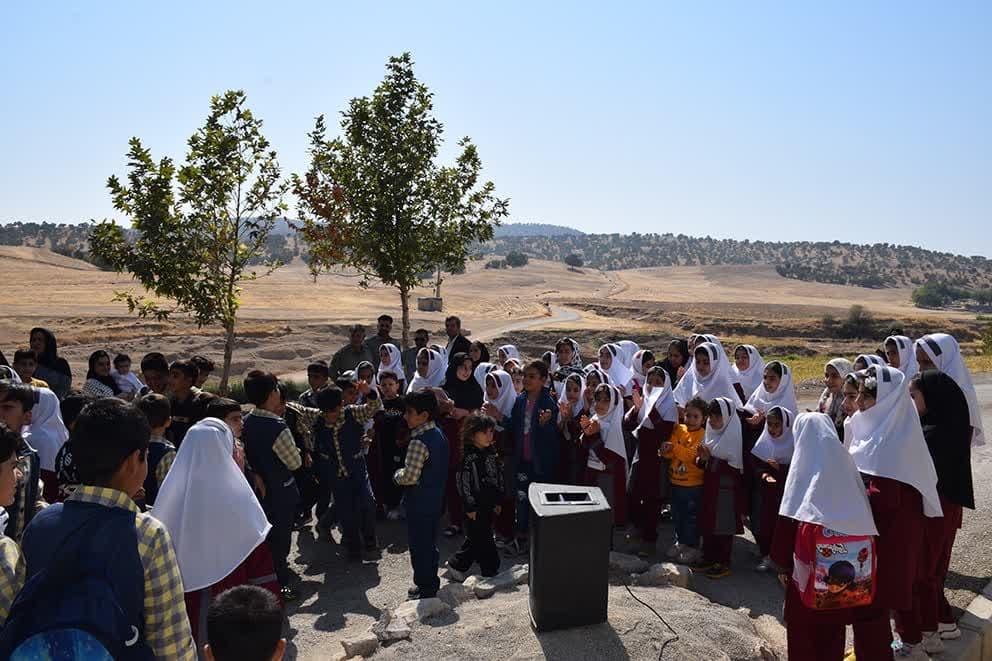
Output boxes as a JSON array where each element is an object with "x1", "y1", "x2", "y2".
[{"x1": 773, "y1": 412, "x2": 878, "y2": 661}]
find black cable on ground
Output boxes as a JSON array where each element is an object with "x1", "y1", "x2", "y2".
[{"x1": 623, "y1": 581, "x2": 680, "y2": 661}]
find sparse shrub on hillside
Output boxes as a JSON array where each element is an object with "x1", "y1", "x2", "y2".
[
  {"x1": 485, "y1": 259, "x2": 506, "y2": 269},
  {"x1": 505, "y1": 251, "x2": 528, "y2": 267},
  {"x1": 839, "y1": 305, "x2": 874, "y2": 339},
  {"x1": 564, "y1": 253, "x2": 584, "y2": 268},
  {"x1": 983, "y1": 323, "x2": 992, "y2": 356}
]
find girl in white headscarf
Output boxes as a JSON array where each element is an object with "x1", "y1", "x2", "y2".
[
  {"x1": 818, "y1": 358, "x2": 854, "y2": 440},
  {"x1": 916, "y1": 333, "x2": 984, "y2": 447},
  {"x1": 626, "y1": 366, "x2": 677, "y2": 550},
  {"x1": 22, "y1": 387, "x2": 68, "y2": 501},
  {"x1": 630, "y1": 349, "x2": 656, "y2": 395},
  {"x1": 750, "y1": 406, "x2": 794, "y2": 570},
  {"x1": 152, "y1": 418, "x2": 279, "y2": 655},
  {"x1": 673, "y1": 342, "x2": 741, "y2": 411},
  {"x1": 696, "y1": 397, "x2": 744, "y2": 579},
  {"x1": 731, "y1": 345, "x2": 765, "y2": 402},
  {"x1": 376, "y1": 344, "x2": 406, "y2": 393},
  {"x1": 884, "y1": 335, "x2": 918, "y2": 377},
  {"x1": 853, "y1": 353, "x2": 885, "y2": 371},
  {"x1": 597, "y1": 344, "x2": 634, "y2": 397},
  {"x1": 616, "y1": 340, "x2": 640, "y2": 369},
  {"x1": 845, "y1": 365, "x2": 942, "y2": 658},
  {"x1": 579, "y1": 383, "x2": 629, "y2": 525},
  {"x1": 407, "y1": 348, "x2": 446, "y2": 393},
  {"x1": 773, "y1": 413, "x2": 878, "y2": 661},
  {"x1": 496, "y1": 345, "x2": 520, "y2": 367},
  {"x1": 556, "y1": 372, "x2": 588, "y2": 485}
]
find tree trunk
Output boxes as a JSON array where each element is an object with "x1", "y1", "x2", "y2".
[
  {"x1": 220, "y1": 319, "x2": 236, "y2": 396},
  {"x1": 434, "y1": 264, "x2": 442, "y2": 299},
  {"x1": 399, "y1": 285, "x2": 410, "y2": 350}
]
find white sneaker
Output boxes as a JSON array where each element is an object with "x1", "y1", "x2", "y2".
[
  {"x1": 938, "y1": 622, "x2": 961, "y2": 640},
  {"x1": 665, "y1": 543, "x2": 682, "y2": 559},
  {"x1": 755, "y1": 556, "x2": 774, "y2": 573},
  {"x1": 922, "y1": 631, "x2": 945, "y2": 654},
  {"x1": 386, "y1": 509, "x2": 402, "y2": 521},
  {"x1": 893, "y1": 640, "x2": 929, "y2": 660}
]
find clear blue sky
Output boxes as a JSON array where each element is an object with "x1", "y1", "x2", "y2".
[{"x1": 2, "y1": 2, "x2": 990, "y2": 255}]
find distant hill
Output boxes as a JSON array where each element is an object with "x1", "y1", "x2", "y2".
[{"x1": 493, "y1": 223, "x2": 584, "y2": 238}]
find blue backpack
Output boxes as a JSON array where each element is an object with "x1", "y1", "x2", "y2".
[{"x1": 0, "y1": 501, "x2": 154, "y2": 660}]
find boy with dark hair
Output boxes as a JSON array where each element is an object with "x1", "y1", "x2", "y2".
[
  {"x1": 373, "y1": 370, "x2": 409, "y2": 520},
  {"x1": 0, "y1": 422, "x2": 26, "y2": 623},
  {"x1": 335, "y1": 377, "x2": 359, "y2": 405},
  {"x1": 53, "y1": 392, "x2": 97, "y2": 502},
  {"x1": 12, "y1": 349, "x2": 48, "y2": 389},
  {"x1": 206, "y1": 398, "x2": 245, "y2": 439},
  {"x1": 313, "y1": 382, "x2": 380, "y2": 559},
  {"x1": 168, "y1": 359, "x2": 215, "y2": 447},
  {"x1": 242, "y1": 370, "x2": 301, "y2": 601},
  {"x1": 112, "y1": 353, "x2": 144, "y2": 398},
  {"x1": 0, "y1": 383, "x2": 41, "y2": 541},
  {"x1": 190, "y1": 355, "x2": 216, "y2": 389},
  {"x1": 301, "y1": 360, "x2": 330, "y2": 407},
  {"x1": 135, "y1": 393, "x2": 176, "y2": 507},
  {"x1": 138, "y1": 352, "x2": 171, "y2": 396},
  {"x1": 0, "y1": 398, "x2": 196, "y2": 659},
  {"x1": 205, "y1": 585, "x2": 286, "y2": 661},
  {"x1": 394, "y1": 390, "x2": 449, "y2": 599}
]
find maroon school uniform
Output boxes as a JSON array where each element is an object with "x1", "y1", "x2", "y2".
[
  {"x1": 623, "y1": 405, "x2": 674, "y2": 543},
  {"x1": 753, "y1": 458, "x2": 788, "y2": 556},
  {"x1": 698, "y1": 455, "x2": 744, "y2": 564},
  {"x1": 581, "y1": 431, "x2": 628, "y2": 527},
  {"x1": 557, "y1": 410, "x2": 587, "y2": 485},
  {"x1": 493, "y1": 426, "x2": 516, "y2": 539},
  {"x1": 440, "y1": 416, "x2": 466, "y2": 526}
]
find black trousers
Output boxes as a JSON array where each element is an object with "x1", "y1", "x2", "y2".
[
  {"x1": 450, "y1": 507, "x2": 500, "y2": 577},
  {"x1": 263, "y1": 482, "x2": 299, "y2": 586}
]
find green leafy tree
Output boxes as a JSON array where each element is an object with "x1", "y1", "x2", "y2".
[
  {"x1": 564, "y1": 253, "x2": 584, "y2": 268},
  {"x1": 505, "y1": 250, "x2": 529, "y2": 267},
  {"x1": 293, "y1": 53, "x2": 508, "y2": 347},
  {"x1": 90, "y1": 90, "x2": 287, "y2": 394}
]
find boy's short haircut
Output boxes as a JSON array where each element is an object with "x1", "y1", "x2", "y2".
[
  {"x1": 404, "y1": 390, "x2": 437, "y2": 419},
  {"x1": 0, "y1": 422, "x2": 20, "y2": 463},
  {"x1": 685, "y1": 397, "x2": 709, "y2": 418},
  {"x1": 244, "y1": 370, "x2": 279, "y2": 407},
  {"x1": 414, "y1": 328, "x2": 429, "y2": 338},
  {"x1": 525, "y1": 360, "x2": 549, "y2": 380},
  {"x1": 314, "y1": 387, "x2": 344, "y2": 412},
  {"x1": 445, "y1": 315, "x2": 461, "y2": 327},
  {"x1": 0, "y1": 382, "x2": 36, "y2": 412},
  {"x1": 136, "y1": 393, "x2": 171, "y2": 428},
  {"x1": 306, "y1": 360, "x2": 330, "y2": 377},
  {"x1": 206, "y1": 585, "x2": 283, "y2": 661},
  {"x1": 377, "y1": 314, "x2": 393, "y2": 324},
  {"x1": 335, "y1": 377, "x2": 356, "y2": 392},
  {"x1": 206, "y1": 397, "x2": 242, "y2": 420},
  {"x1": 113, "y1": 353, "x2": 131, "y2": 367},
  {"x1": 60, "y1": 392, "x2": 96, "y2": 429},
  {"x1": 190, "y1": 355, "x2": 215, "y2": 374},
  {"x1": 12, "y1": 349, "x2": 36, "y2": 364},
  {"x1": 72, "y1": 398, "x2": 151, "y2": 486},
  {"x1": 377, "y1": 370, "x2": 398, "y2": 384},
  {"x1": 348, "y1": 323, "x2": 365, "y2": 335},
  {"x1": 169, "y1": 360, "x2": 199, "y2": 383},
  {"x1": 140, "y1": 352, "x2": 170, "y2": 375}
]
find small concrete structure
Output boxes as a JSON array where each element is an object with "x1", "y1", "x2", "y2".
[{"x1": 417, "y1": 297, "x2": 443, "y2": 312}]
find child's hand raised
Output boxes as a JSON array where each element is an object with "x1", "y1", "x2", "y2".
[
  {"x1": 584, "y1": 419, "x2": 601, "y2": 436},
  {"x1": 356, "y1": 380, "x2": 372, "y2": 396},
  {"x1": 482, "y1": 401, "x2": 502, "y2": 422},
  {"x1": 558, "y1": 400, "x2": 570, "y2": 420},
  {"x1": 631, "y1": 389, "x2": 643, "y2": 410},
  {"x1": 767, "y1": 459, "x2": 780, "y2": 471},
  {"x1": 538, "y1": 409, "x2": 552, "y2": 425},
  {"x1": 746, "y1": 412, "x2": 764, "y2": 426},
  {"x1": 697, "y1": 445, "x2": 711, "y2": 460}
]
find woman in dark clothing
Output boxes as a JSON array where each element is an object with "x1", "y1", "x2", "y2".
[
  {"x1": 29, "y1": 327, "x2": 72, "y2": 398},
  {"x1": 659, "y1": 339, "x2": 689, "y2": 389},
  {"x1": 82, "y1": 349, "x2": 122, "y2": 398},
  {"x1": 440, "y1": 352, "x2": 484, "y2": 537}
]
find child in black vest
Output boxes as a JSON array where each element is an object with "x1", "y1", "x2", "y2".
[
  {"x1": 314, "y1": 382, "x2": 380, "y2": 560},
  {"x1": 446, "y1": 414, "x2": 503, "y2": 580},
  {"x1": 135, "y1": 393, "x2": 176, "y2": 508},
  {"x1": 374, "y1": 371, "x2": 409, "y2": 521}
]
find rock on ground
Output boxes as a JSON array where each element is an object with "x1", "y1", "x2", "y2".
[
  {"x1": 340, "y1": 631, "x2": 378, "y2": 658},
  {"x1": 632, "y1": 562, "x2": 691, "y2": 589},
  {"x1": 609, "y1": 551, "x2": 650, "y2": 574},
  {"x1": 393, "y1": 597, "x2": 452, "y2": 624},
  {"x1": 472, "y1": 564, "x2": 529, "y2": 599},
  {"x1": 369, "y1": 583, "x2": 781, "y2": 660}
]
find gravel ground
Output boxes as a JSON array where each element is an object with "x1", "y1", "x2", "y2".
[{"x1": 284, "y1": 378, "x2": 992, "y2": 660}]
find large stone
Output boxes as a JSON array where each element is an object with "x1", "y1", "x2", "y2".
[
  {"x1": 393, "y1": 597, "x2": 452, "y2": 625},
  {"x1": 438, "y1": 581, "x2": 477, "y2": 606},
  {"x1": 472, "y1": 564, "x2": 529, "y2": 599},
  {"x1": 370, "y1": 611, "x2": 412, "y2": 643},
  {"x1": 609, "y1": 551, "x2": 650, "y2": 574},
  {"x1": 340, "y1": 631, "x2": 379, "y2": 658},
  {"x1": 633, "y1": 562, "x2": 691, "y2": 588}
]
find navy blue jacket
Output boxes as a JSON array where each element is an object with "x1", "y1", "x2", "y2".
[{"x1": 508, "y1": 388, "x2": 560, "y2": 478}]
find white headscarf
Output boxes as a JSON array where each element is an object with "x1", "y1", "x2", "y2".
[
  {"x1": 0, "y1": 366, "x2": 21, "y2": 383},
  {"x1": 673, "y1": 342, "x2": 740, "y2": 406},
  {"x1": 846, "y1": 365, "x2": 942, "y2": 518},
  {"x1": 916, "y1": 333, "x2": 984, "y2": 447},
  {"x1": 744, "y1": 361, "x2": 799, "y2": 416},
  {"x1": 704, "y1": 396, "x2": 744, "y2": 472},
  {"x1": 484, "y1": 370, "x2": 517, "y2": 420},
  {"x1": 884, "y1": 335, "x2": 918, "y2": 377},
  {"x1": 497, "y1": 345, "x2": 520, "y2": 366},
  {"x1": 751, "y1": 406, "x2": 795, "y2": 464},
  {"x1": 731, "y1": 344, "x2": 765, "y2": 402},
  {"x1": 631, "y1": 350, "x2": 652, "y2": 384},
  {"x1": 558, "y1": 373, "x2": 586, "y2": 418},
  {"x1": 407, "y1": 348, "x2": 446, "y2": 393},
  {"x1": 636, "y1": 369, "x2": 678, "y2": 430},
  {"x1": 826, "y1": 357, "x2": 854, "y2": 380},
  {"x1": 151, "y1": 418, "x2": 272, "y2": 592},
  {"x1": 779, "y1": 413, "x2": 878, "y2": 536},
  {"x1": 599, "y1": 344, "x2": 634, "y2": 396},
  {"x1": 473, "y1": 362, "x2": 497, "y2": 390},
  {"x1": 23, "y1": 387, "x2": 68, "y2": 472},
  {"x1": 616, "y1": 341, "x2": 640, "y2": 369},
  {"x1": 854, "y1": 353, "x2": 885, "y2": 369},
  {"x1": 588, "y1": 384, "x2": 628, "y2": 474},
  {"x1": 376, "y1": 344, "x2": 404, "y2": 383}
]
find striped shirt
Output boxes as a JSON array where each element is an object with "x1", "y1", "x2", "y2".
[
  {"x1": 0, "y1": 534, "x2": 25, "y2": 622},
  {"x1": 247, "y1": 409, "x2": 302, "y2": 472},
  {"x1": 67, "y1": 486, "x2": 196, "y2": 660},
  {"x1": 393, "y1": 421, "x2": 435, "y2": 486}
]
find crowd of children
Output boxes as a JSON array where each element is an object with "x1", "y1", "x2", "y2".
[{"x1": 0, "y1": 322, "x2": 983, "y2": 660}]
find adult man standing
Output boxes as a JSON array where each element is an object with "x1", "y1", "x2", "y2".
[
  {"x1": 444, "y1": 316, "x2": 471, "y2": 365},
  {"x1": 402, "y1": 329, "x2": 430, "y2": 383},
  {"x1": 365, "y1": 314, "x2": 400, "y2": 367},
  {"x1": 330, "y1": 325, "x2": 376, "y2": 379}
]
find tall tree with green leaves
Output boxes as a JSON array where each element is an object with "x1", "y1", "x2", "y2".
[
  {"x1": 293, "y1": 53, "x2": 509, "y2": 347},
  {"x1": 90, "y1": 90, "x2": 287, "y2": 394}
]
